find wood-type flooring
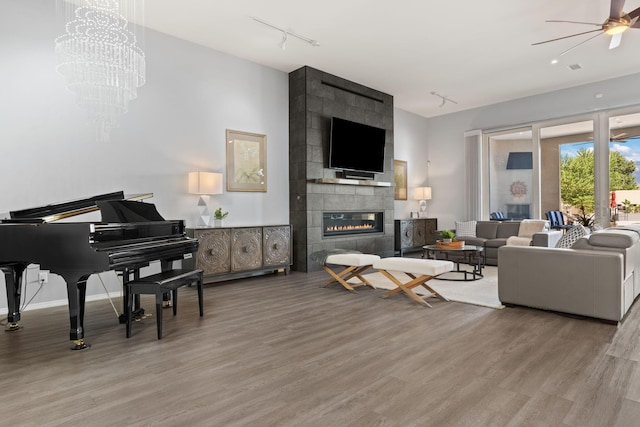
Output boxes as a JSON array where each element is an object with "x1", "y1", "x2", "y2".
[{"x1": 1, "y1": 269, "x2": 640, "y2": 426}]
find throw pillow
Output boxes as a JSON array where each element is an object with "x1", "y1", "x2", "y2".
[
  {"x1": 555, "y1": 225, "x2": 588, "y2": 248},
  {"x1": 455, "y1": 220, "x2": 477, "y2": 238},
  {"x1": 518, "y1": 220, "x2": 547, "y2": 238}
]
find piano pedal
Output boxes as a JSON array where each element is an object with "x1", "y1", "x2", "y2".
[
  {"x1": 4, "y1": 322, "x2": 22, "y2": 332},
  {"x1": 118, "y1": 307, "x2": 146, "y2": 324},
  {"x1": 71, "y1": 339, "x2": 88, "y2": 351},
  {"x1": 163, "y1": 300, "x2": 172, "y2": 308},
  {"x1": 135, "y1": 313, "x2": 152, "y2": 322}
]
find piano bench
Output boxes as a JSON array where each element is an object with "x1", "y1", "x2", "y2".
[{"x1": 124, "y1": 269, "x2": 204, "y2": 340}]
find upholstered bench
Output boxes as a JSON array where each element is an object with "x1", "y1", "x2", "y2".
[
  {"x1": 323, "y1": 253, "x2": 381, "y2": 292},
  {"x1": 372, "y1": 257, "x2": 454, "y2": 307},
  {"x1": 124, "y1": 269, "x2": 204, "y2": 339}
]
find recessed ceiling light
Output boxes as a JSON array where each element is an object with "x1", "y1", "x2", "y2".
[{"x1": 550, "y1": 59, "x2": 559, "y2": 65}]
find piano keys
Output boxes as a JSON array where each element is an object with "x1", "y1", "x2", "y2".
[{"x1": 0, "y1": 192, "x2": 199, "y2": 349}]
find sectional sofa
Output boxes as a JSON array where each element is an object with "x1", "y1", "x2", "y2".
[
  {"x1": 453, "y1": 220, "x2": 561, "y2": 265},
  {"x1": 498, "y1": 226, "x2": 640, "y2": 322}
]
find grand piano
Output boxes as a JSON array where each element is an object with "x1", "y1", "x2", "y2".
[{"x1": 0, "y1": 191, "x2": 199, "y2": 349}]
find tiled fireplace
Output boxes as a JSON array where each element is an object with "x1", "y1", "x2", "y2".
[
  {"x1": 289, "y1": 66, "x2": 395, "y2": 272},
  {"x1": 323, "y1": 212, "x2": 384, "y2": 237}
]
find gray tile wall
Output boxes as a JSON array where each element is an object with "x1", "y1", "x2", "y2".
[{"x1": 289, "y1": 66, "x2": 395, "y2": 272}]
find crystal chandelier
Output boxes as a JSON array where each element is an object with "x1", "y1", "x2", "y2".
[{"x1": 55, "y1": 0, "x2": 145, "y2": 142}]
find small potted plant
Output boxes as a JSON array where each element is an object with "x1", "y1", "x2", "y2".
[
  {"x1": 213, "y1": 208, "x2": 229, "y2": 227},
  {"x1": 440, "y1": 229, "x2": 455, "y2": 242}
]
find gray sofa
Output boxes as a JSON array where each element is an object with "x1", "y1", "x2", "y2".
[
  {"x1": 498, "y1": 227, "x2": 640, "y2": 322},
  {"x1": 454, "y1": 220, "x2": 560, "y2": 266}
]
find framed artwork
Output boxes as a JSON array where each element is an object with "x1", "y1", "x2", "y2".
[
  {"x1": 226, "y1": 129, "x2": 267, "y2": 192},
  {"x1": 394, "y1": 159, "x2": 407, "y2": 200}
]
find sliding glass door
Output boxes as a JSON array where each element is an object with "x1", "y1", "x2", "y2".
[
  {"x1": 608, "y1": 112, "x2": 640, "y2": 224},
  {"x1": 487, "y1": 128, "x2": 533, "y2": 220},
  {"x1": 479, "y1": 109, "x2": 640, "y2": 225},
  {"x1": 539, "y1": 120, "x2": 594, "y2": 226}
]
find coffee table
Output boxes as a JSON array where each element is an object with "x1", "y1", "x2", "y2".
[{"x1": 422, "y1": 244, "x2": 484, "y2": 281}]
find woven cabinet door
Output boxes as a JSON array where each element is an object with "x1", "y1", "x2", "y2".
[
  {"x1": 194, "y1": 228, "x2": 231, "y2": 275},
  {"x1": 263, "y1": 226, "x2": 291, "y2": 267},
  {"x1": 413, "y1": 220, "x2": 426, "y2": 246},
  {"x1": 231, "y1": 227, "x2": 263, "y2": 272}
]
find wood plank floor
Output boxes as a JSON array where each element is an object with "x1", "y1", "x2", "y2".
[{"x1": 1, "y1": 269, "x2": 640, "y2": 426}]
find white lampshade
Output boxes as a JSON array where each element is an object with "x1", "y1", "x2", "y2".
[
  {"x1": 189, "y1": 172, "x2": 223, "y2": 227},
  {"x1": 188, "y1": 172, "x2": 223, "y2": 195},
  {"x1": 414, "y1": 187, "x2": 432, "y2": 201}
]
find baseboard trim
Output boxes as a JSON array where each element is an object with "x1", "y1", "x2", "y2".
[{"x1": 0, "y1": 292, "x2": 118, "y2": 316}]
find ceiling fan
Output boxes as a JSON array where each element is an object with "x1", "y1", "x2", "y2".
[
  {"x1": 533, "y1": 0, "x2": 640, "y2": 55},
  {"x1": 575, "y1": 132, "x2": 640, "y2": 145},
  {"x1": 610, "y1": 132, "x2": 640, "y2": 142}
]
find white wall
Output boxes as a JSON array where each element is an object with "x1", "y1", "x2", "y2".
[
  {"x1": 393, "y1": 109, "x2": 430, "y2": 219},
  {"x1": 0, "y1": 1, "x2": 289, "y2": 313}
]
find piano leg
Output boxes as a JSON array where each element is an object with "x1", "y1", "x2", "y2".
[
  {"x1": 161, "y1": 260, "x2": 173, "y2": 308},
  {"x1": 63, "y1": 272, "x2": 89, "y2": 350},
  {"x1": 2, "y1": 263, "x2": 26, "y2": 332}
]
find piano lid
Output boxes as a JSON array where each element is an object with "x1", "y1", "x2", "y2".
[
  {"x1": 97, "y1": 200, "x2": 165, "y2": 223},
  {"x1": 6, "y1": 191, "x2": 153, "y2": 223}
]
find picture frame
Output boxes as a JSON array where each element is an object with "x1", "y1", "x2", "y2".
[
  {"x1": 394, "y1": 159, "x2": 407, "y2": 200},
  {"x1": 226, "y1": 129, "x2": 267, "y2": 192}
]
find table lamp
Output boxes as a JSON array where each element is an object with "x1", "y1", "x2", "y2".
[
  {"x1": 188, "y1": 172, "x2": 223, "y2": 226},
  {"x1": 414, "y1": 187, "x2": 432, "y2": 218}
]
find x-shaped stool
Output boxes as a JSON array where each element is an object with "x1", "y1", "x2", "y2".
[
  {"x1": 322, "y1": 253, "x2": 381, "y2": 292},
  {"x1": 373, "y1": 257, "x2": 454, "y2": 307}
]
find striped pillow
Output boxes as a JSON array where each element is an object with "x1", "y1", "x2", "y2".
[{"x1": 455, "y1": 220, "x2": 477, "y2": 238}]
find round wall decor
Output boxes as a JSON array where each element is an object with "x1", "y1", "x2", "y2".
[{"x1": 510, "y1": 180, "x2": 527, "y2": 198}]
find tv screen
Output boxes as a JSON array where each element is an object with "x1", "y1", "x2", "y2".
[
  {"x1": 506, "y1": 152, "x2": 532, "y2": 170},
  {"x1": 329, "y1": 117, "x2": 386, "y2": 174}
]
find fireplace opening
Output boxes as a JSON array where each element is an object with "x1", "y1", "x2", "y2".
[
  {"x1": 323, "y1": 211, "x2": 384, "y2": 237},
  {"x1": 506, "y1": 203, "x2": 531, "y2": 219}
]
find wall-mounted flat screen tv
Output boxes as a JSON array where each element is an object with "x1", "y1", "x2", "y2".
[
  {"x1": 506, "y1": 152, "x2": 533, "y2": 170},
  {"x1": 329, "y1": 117, "x2": 386, "y2": 174}
]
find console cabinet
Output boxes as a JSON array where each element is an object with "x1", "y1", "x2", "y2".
[
  {"x1": 394, "y1": 218, "x2": 437, "y2": 256},
  {"x1": 187, "y1": 225, "x2": 291, "y2": 283}
]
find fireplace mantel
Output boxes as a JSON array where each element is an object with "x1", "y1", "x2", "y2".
[{"x1": 311, "y1": 178, "x2": 391, "y2": 187}]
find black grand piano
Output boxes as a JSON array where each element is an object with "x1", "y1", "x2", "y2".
[{"x1": 0, "y1": 191, "x2": 199, "y2": 349}]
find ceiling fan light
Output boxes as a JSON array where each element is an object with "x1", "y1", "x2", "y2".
[{"x1": 605, "y1": 22, "x2": 629, "y2": 35}]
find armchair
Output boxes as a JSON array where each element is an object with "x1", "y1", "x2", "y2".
[
  {"x1": 546, "y1": 210, "x2": 573, "y2": 231},
  {"x1": 490, "y1": 211, "x2": 507, "y2": 221}
]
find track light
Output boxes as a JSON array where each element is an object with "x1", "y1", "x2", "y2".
[
  {"x1": 430, "y1": 91, "x2": 458, "y2": 108},
  {"x1": 252, "y1": 17, "x2": 320, "y2": 49}
]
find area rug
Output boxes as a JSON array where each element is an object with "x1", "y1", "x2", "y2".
[{"x1": 352, "y1": 266, "x2": 504, "y2": 309}]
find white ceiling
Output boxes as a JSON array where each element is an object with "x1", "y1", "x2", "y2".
[{"x1": 138, "y1": 0, "x2": 640, "y2": 119}]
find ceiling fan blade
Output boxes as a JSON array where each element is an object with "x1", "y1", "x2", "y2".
[
  {"x1": 631, "y1": 17, "x2": 640, "y2": 28},
  {"x1": 532, "y1": 29, "x2": 602, "y2": 46},
  {"x1": 545, "y1": 19, "x2": 602, "y2": 26},
  {"x1": 610, "y1": 0, "x2": 625, "y2": 19},
  {"x1": 629, "y1": 6, "x2": 640, "y2": 20},
  {"x1": 559, "y1": 32, "x2": 605, "y2": 56},
  {"x1": 609, "y1": 32, "x2": 623, "y2": 49}
]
